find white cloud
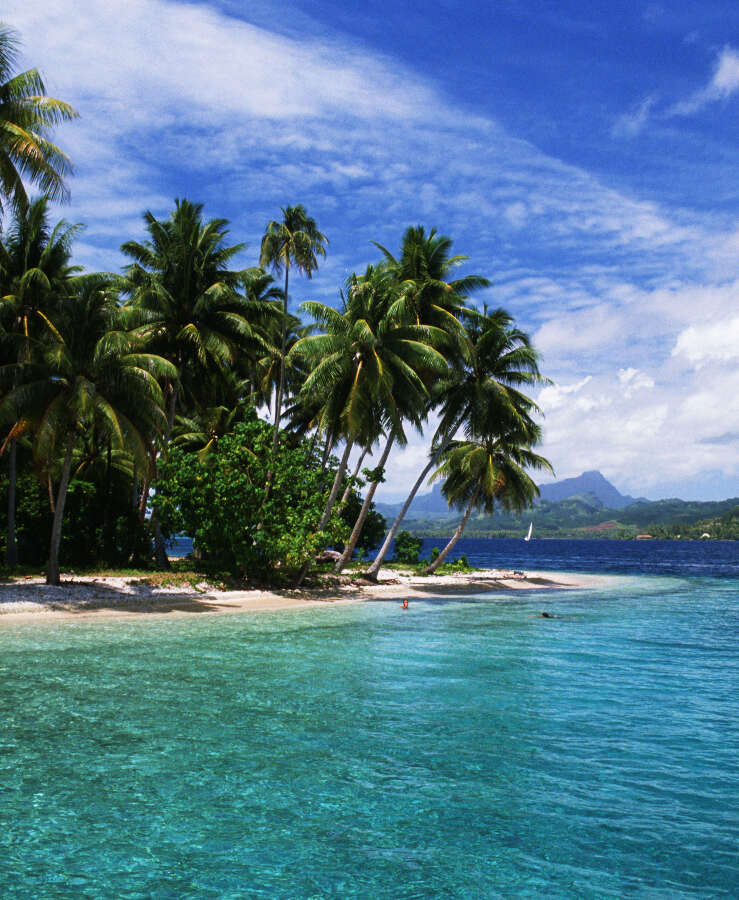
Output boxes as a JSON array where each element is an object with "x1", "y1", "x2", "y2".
[
  {"x1": 537, "y1": 377, "x2": 593, "y2": 412},
  {"x1": 670, "y1": 46, "x2": 739, "y2": 116},
  {"x1": 618, "y1": 368, "x2": 655, "y2": 397},
  {"x1": 612, "y1": 95, "x2": 657, "y2": 138},
  {"x1": 672, "y1": 316, "x2": 739, "y2": 368},
  {"x1": 3, "y1": 0, "x2": 737, "y2": 500}
]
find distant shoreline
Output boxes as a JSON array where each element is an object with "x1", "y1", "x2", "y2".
[{"x1": 0, "y1": 569, "x2": 610, "y2": 626}]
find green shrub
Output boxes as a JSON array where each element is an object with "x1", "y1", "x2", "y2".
[
  {"x1": 392, "y1": 530, "x2": 423, "y2": 564},
  {"x1": 153, "y1": 412, "x2": 347, "y2": 579}
]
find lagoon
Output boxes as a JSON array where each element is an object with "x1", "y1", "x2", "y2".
[{"x1": 1, "y1": 546, "x2": 737, "y2": 897}]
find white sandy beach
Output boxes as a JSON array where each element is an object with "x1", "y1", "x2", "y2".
[{"x1": 0, "y1": 569, "x2": 610, "y2": 625}]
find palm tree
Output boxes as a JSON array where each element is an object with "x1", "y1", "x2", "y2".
[
  {"x1": 121, "y1": 199, "x2": 255, "y2": 566},
  {"x1": 0, "y1": 24, "x2": 78, "y2": 214},
  {"x1": 376, "y1": 225, "x2": 488, "y2": 356},
  {"x1": 2, "y1": 275, "x2": 175, "y2": 584},
  {"x1": 259, "y1": 205, "x2": 327, "y2": 447},
  {"x1": 238, "y1": 267, "x2": 283, "y2": 400},
  {"x1": 172, "y1": 372, "x2": 254, "y2": 461},
  {"x1": 365, "y1": 306, "x2": 548, "y2": 580},
  {"x1": 289, "y1": 271, "x2": 396, "y2": 584},
  {"x1": 422, "y1": 423, "x2": 552, "y2": 575},
  {"x1": 0, "y1": 197, "x2": 80, "y2": 567},
  {"x1": 299, "y1": 265, "x2": 448, "y2": 575}
]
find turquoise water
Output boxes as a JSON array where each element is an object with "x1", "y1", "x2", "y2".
[{"x1": 1, "y1": 574, "x2": 738, "y2": 897}]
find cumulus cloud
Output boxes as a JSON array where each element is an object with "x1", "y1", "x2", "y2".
[
  {"x1": 3, "y1": 0, "x2": 737, "y2": 499},
  {"x1": 672, "y1": 316, "x2": 739, "y2": 368}
]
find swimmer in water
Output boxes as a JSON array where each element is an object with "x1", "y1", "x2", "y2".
[{"x1": 402, "y1": 599, "x2": 409, "y2": 609}]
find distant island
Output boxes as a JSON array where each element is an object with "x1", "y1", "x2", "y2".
[{"x1": 375, "y1": 471, "x2": 739, "y2": 540}]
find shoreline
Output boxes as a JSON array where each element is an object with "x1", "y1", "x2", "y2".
[{"x1": 0, "y1": 569, "x2": 610, "y2": 626}]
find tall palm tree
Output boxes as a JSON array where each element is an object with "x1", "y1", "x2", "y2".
[
  {"x1": 422, "y1": 423, "x2": 552, "y2": 575},
  {"x1": 365, "y1": 306, "x2": 548, "y2": 580},
  {"x1": 298, "y1": 265, "x2": 448, "y2": 575},
  {"x1": 376, "y1": 225, "x2": 488, "y2": 354},
  {"x1": 289, "y1": 270, "x2": 397, "y2": 584},
  {"x1": 121, "y1": 199, "x2": 255, "y2": 566},
  {"x1": 0, "y1": 24, "x2": 78, "y2": 215},
  {"x1": 259, "y1": 205, "x2": 327, "y2": 447},
  {"x1": 2, "y1": 275, "x2": 175, "y2": 584},
  {"x1": 0, "y1": 197, "x2": 80, "y2": 567},
  {"x1": 238, "y1": 266, "x2": 283, "y2": 400}
]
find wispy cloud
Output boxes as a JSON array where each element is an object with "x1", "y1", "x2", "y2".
[
  {"x1": 4, "y1": 0, "x2": 738, "y2": 500},
  {"x1": 669, "y1": 46, "x2": 739, "y2": 115},
  {"x1": 613, "y1": 46, "x2": 739, "y2": 137},
  {"x1": 612, "y1": 95, "x2": 658, "y2": 138}
]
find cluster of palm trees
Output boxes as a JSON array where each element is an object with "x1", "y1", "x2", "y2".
[
  {"x1": 289, "y1": 233, "x2": 552, "y2": 584},
  {"x1": 0, "y1": 197, "x2": 326, "y2": 583},
  {"x1": 0, "y1": 22, "x2": 552, "y2": 587}
]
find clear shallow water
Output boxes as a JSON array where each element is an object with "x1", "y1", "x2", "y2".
[{"x1": 2, "y1": 568, "x2": 738, "y2": 897}]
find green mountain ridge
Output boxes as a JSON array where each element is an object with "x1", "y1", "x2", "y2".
[{"x1": 400, "y1": 493, "x2": 739, "y2": 540}]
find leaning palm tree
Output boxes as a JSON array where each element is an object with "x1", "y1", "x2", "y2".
[
  {"x1": 365, "y1": 306, "x2": 549, "y2": 580},
  {"x1": 0, "y1": 197, "x2": 80, "y2": 566},
  {"x1": 289, "y1": 270, "x2": 402, "y2": 584},
  {"x1": 422, "y1": 424, "x2": 552, "y2": 575},
  {"x1": 2, "y1": 275, "x2": 175, "y2": 584},
  {"x1": 0, "y1": 24, "x2": 78, "y2": 214},
  {"x1": 259, "y1": 205, "x2": 327, "y2": 446},
  {"x1": 301, "y1": 265, "x2": 449, "y2": 575}
]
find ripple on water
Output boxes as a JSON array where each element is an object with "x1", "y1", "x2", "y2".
[{"x1": 0, "y1": 574, "x2": 737, "y2": 897}]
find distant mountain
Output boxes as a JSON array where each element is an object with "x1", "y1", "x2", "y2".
[
  {"x1": 376, "y1": 470, "x2": 641, "y2": 520},
  {"x1": 537, "y1": 470, "x2": 643, "y2": 509}
]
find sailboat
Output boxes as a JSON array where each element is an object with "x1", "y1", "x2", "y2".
[{"x1": 524, "y1": 522, "x2": 533, "y2": 542}]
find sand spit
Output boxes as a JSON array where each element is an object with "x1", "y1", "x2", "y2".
[{"x1": 0, "y1": 569, "x2": 610, "y2": 625}]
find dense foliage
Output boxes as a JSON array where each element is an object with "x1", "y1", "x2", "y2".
[
  {"x1": 153, "y1": 414, "x2": 348, "y2": 578},
  {"x1": 392, "y1": 530, "x2": 423, "y2": 564},
  {"x1": 0, "y1": 22, "x2": 558, "y2": 586}
]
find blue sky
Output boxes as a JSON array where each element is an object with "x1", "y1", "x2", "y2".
[{"x1": 6, "y1": 0, "x2": 739, "y2": 501}]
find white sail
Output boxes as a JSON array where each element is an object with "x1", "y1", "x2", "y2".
[{"x1": 524, "y1": 522, "x2": 533, "y2": 541}]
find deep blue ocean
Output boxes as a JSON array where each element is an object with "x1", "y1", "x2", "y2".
[{"x1": 1, "y1": 539, "x2": 737, "y2": 897}]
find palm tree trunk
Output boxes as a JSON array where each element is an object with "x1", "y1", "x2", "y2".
[
  {"x1": 293, "y1": 438, "x2": 354, "y2": 587},
  {"x1": 46, "y1": 433, "x2": 76, "y2": 586},
  {"x1": 6, "y1": 438, "x2": 18, "y2": 568},
  {"x1": 259, "y1": 267, "x2": 290, "y2": 521},
  {"x1": 334, "y1": 432, "x2": 395, "y2": 574},
  {"x1": 48, "y1": 472, "x2": 55, "y2": 513},
  {"x1": 103, "y1": 439, "x2": 112, "y2": 560},
  {"x1": 421, "y1": 484, "x2": 480, "y2": 575},
  {"x1": 132, "y1": 461, "x2": 138, "y2": 509},
  {"x1": 365, "y1": 412, "x2": 466, "y2": 580},
  {"x1": 138, "y1": 472, "x2": 151, "y2": 522},
  {"x1": 338, "y1": 446, "x2": 368, "y2": 511},
  {"x1": 151, "y1": 387, "x2": 177, "y2": 570},
  {"x1": 269, "y1": 266, "x2": 289, "y2": 456},
  {"x1": 320, "y1": 431, "x2": 333, "y2": 472},
  {"x1": 308, "y1": 426, "x2": 319, "y2": 459}
]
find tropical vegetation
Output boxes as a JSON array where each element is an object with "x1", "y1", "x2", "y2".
[{"x1": 0, "y1": 23, "x2": 558, "y2": 586}]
